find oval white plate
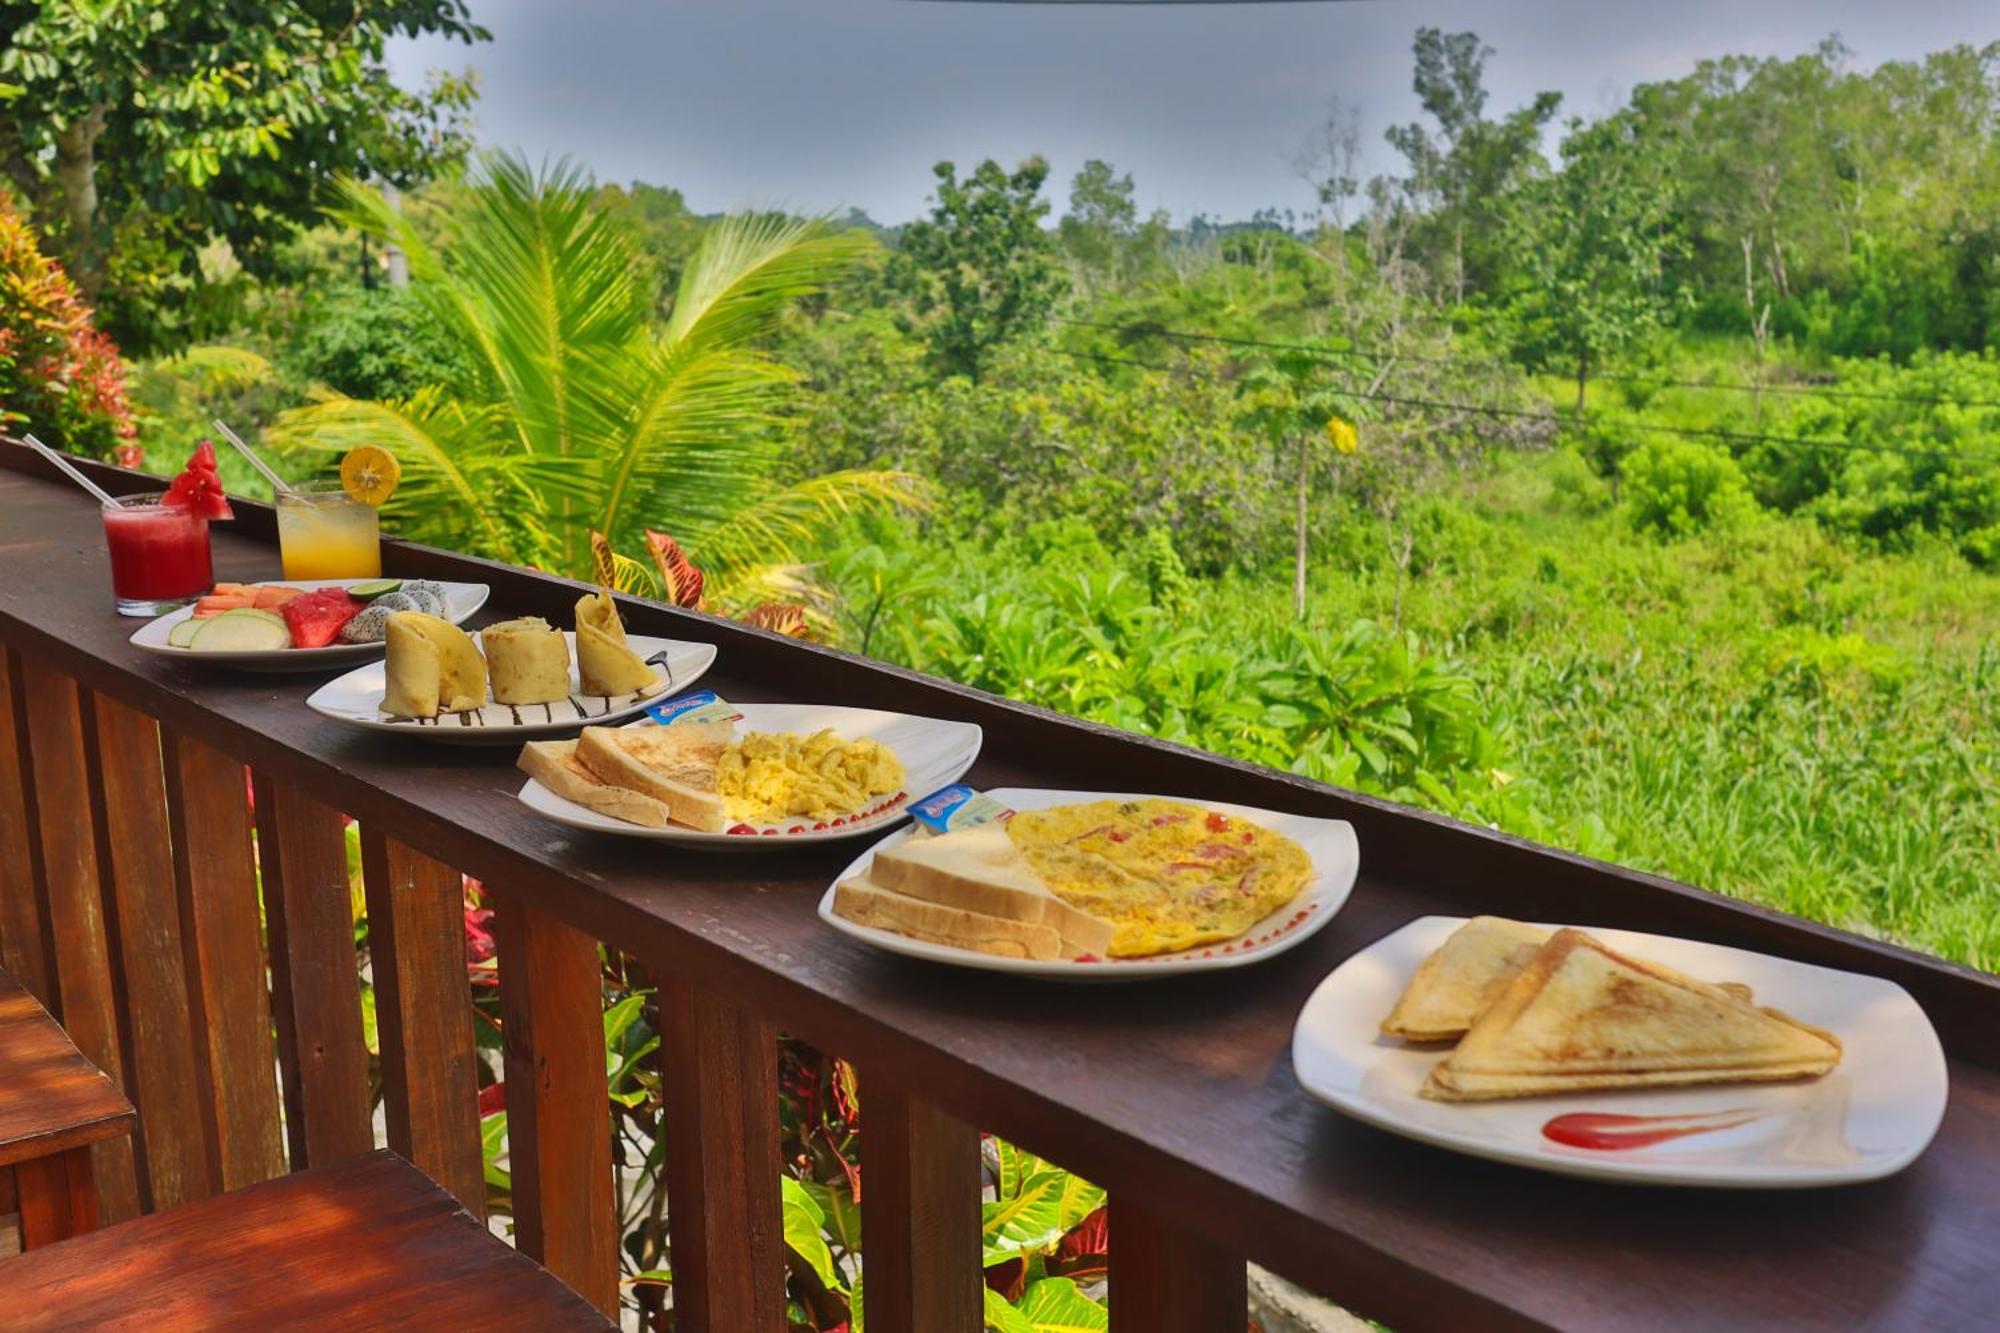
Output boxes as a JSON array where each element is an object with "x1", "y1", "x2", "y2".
[
  {"x1": 130, "y1": 578, "x2": 490, "y2": 672},
  {"x1": 306, "y1": 631, "x2": 715, "y2": 744},
  {"x1": 1291, "y1": 916, "x2": 1949, "y2": 1188},
  {"x1": 517, "y1": 702, "x2": 983, "y2": 848},
  {"x1": 818, "y1": 788, "x2": 1359, "y2": 981}
]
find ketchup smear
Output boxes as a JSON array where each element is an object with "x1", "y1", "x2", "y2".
[{"x1": 1542, "y1": 1110, "x2": 1759, "y2": 1151}]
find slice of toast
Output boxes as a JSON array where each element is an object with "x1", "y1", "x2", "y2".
[
  {"x1": 1421, "y1": 929, "x2": 1841, "y2": 1101},
  {"x1": 574, "y1": 721, "x2": 733, "y2": 832},
  {"x1": 869, "y1": 823, "x2": 1115, "y2": 957},
  {"x1": 518, "y1": 740, "x2": 673, "y2": 829},
  {"x1": 1382, "y1": 916, "x2": 1553, "y2": 1041},
  {"x1": 832, "y1": 878, "x2": 1065, "y2": 960}
]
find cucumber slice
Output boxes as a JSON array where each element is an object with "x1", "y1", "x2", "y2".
[
  {"x1": 167, "y1": 617, "x2": 203, "y2": 648},
  {"x1": 347, "y1": 579, "x2": 403, "y2": 600},
  {"x1": 189, "y1": 607, "x2": 293, "y2": 652}
]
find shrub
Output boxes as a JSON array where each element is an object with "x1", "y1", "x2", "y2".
[
  {"x1": 282, "y1": 283, "x2": 467, "y2": 400},
  {"x1": 1624, "y1": 437, "x2": 1756, "y2": 536},
  {"x1": 0, "y1": 192, "x2": 137, "y2": 458}
]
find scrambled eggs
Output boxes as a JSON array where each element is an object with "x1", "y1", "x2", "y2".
[
  {"x1": 1007, "y1": 799, "x2": 1313, "y2": 957},
  {"x1": 716, "y1": 730, "x2": 905, "y2": 824}
]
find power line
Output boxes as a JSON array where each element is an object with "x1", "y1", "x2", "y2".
[
  {"x1": 1046, "y1": 346, "x2": 1995, "y2": 462},
  {"x1": 1056, "y1": 316, "x2": 2000, "y2": 412}
]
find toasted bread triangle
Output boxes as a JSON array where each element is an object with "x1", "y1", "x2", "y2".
[
  {"x1": 1422, "y1": 929, "x2": 1841, "y2": 1101},
  {"x1": 1381, "y1": 916, "x2": 1552, "y2": 1041}
]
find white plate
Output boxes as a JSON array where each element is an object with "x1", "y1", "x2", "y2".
[
  {"x1": 817, "y1": 789, "x2": 1359, "y2": 981},
  {"x1": 306, "y1": 632, "x2": 715, "y2": 744},
  {"x1": 130, "y1": 579, "x2": 491, "y2": 672},
  {"x1": 1291, "y1": 916, "x2": 1948, "y2": 1188},
  {"x1": 517, "y1": 702, "x2": 983, "y2": 847}
]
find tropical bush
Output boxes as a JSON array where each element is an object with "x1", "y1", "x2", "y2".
[
  {"x1": 0, "y1": 190, "x2": 136, "y2": 458},
  {"x1": 1623, "y1": 437, "x2": 1757, "y2": 536}
]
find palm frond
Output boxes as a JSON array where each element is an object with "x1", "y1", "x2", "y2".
[
  {"x1": 691, "y1": 469, "x2": 931, "y2": 582},
  {"x1": 161, "y1": 345, "x2": 275, "y2": 394},
  {"x1": 664, "y1": 212, "x2": 871, "y2": 354}
]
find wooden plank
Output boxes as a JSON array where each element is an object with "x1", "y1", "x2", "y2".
[
  {"x1": 86, "y1": 695, "x2": 210, "y2": 1211},
  {"x1": 2, "y1": 1150, "x2": 614, "y2": 1329},
  {"x1": 1110, "y1": 1199, "x2": 1247, "y2": 1333},
  {"x1": 360, "y1": 828, "x2": 484, "y2": 1216},
  {"x1": 252, "y1": 773, "x2": 374, "y2": 1170},
  {"x1": 493, "y1": 891, "x2": 618, "y2": 1316},
  {"x1": 0, "y1": 968, "x2": 134, "y2": 1169},
  {"x1": 660, "y1": 979, "x2": 786, "y2": 1333},
  {"x1": 16, "y1": 662, "x2": 139, "y2": 1224},
  {"x1": 15, "y1": 1146, "x2": 100, "y2": 1249},
  {"x1": 862, "y1": 1083, "x2": 983, "y2": 1333},
  {"x1": 0, "y1": 647, "x2": 51, "y2": 1004},
  {"x1": 160, "y1": 733, "x2": 285, "y2": 1191}
]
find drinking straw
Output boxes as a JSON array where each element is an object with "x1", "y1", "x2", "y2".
[
  {"x1": 212, "y1": 419, "x2": 296, "y2": 497},
  {"x1": 21, "y1": 433, "x2": 120, "y2": 507}
]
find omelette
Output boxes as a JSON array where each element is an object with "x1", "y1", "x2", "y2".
[{"x1": 1006, "y1": 799, "x2": 1314, "y2": 957}]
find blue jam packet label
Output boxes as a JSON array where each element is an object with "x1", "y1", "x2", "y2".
[
  {"x1": 909, "y1": 783, "x2": 1013, "y2": 834},
  {"x1": 645, "y1": 690, "x2": 742, "y2": 726}
]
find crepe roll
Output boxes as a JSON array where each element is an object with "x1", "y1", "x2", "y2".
[
  {"x1": 484, "y1": 616, "x2": 572, "y2": 705},
  {"x1": 382, "y1": 611, "x2": 487, "y2": 717},
  {"x1": 574, "y1": 588, "x2": 657, "y2": 696}
]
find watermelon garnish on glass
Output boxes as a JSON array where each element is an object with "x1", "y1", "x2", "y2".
[
  {"x1": 280, "y1": 589, "x2": 362, "y2": 649},
  {"x1": 161, "y1": 440, "x2": 234, "y2": 520}
]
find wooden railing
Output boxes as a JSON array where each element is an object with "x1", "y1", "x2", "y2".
[{"x1": 2, "y1": 441, "x2": 1997, "y2": 1332}]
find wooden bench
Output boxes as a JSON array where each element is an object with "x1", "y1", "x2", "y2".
[
  {"x1": 0, "y1": 967, "x2": 135, "y2": 1249},
  {"x1": 1, "y1": 1149, "x2": 614, "y2": 1330}
]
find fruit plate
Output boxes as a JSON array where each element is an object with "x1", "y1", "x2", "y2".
[
  {"x1": 1290, "y1": 916, "x2": 1949, "y2": 1188},
  {"x1": 306, "y1": 632, "x2": 716, "y2": 744},
  {"x1": 516, "y1": 702, "x2": 983, "y2": 848},
  {"x1": 816, "y1": 788, "x2": 1359, "y2": 982},
  {"x1": 130, "y1": 579, "x2": 490, "y2": 672}
]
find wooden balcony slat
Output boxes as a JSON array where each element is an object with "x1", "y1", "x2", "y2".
[
  {"x1": 4, "y1": 450, "x2": 1998, "y2": 1332},
  {"x1": 861, "y1": 1083, "x2": 983, "y2": 1333},
  {"x1": 1110, "y1": 1199, "x2": 1248, "y2": 1332},
  {"x1": 660, "y1": 980, "x2": 787, "y2": 1333},
  {"x1": 86, "y1": 695, "x2": 211, "y2": 1211},
  {"x1": 0, "y1": 648, "x2": 52, "y2": 1005},
  {"x1": 17, "y1": 663, "x2": 140, "y2": 1224},
  {"x1": 252, "y1": 775, "x2": 375, "y2": 1169},
  {"x1": 493, "y1": 891, "x2": 620, "y2": 1316},
  {"x1": 360, "y1": 829, "x2": 484, "y2": 1216},
  {"x1": 160, "y1": 732, "x2": 286, "y2": 1191}
]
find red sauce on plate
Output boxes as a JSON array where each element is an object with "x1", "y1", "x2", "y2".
[{"x1": 1542, "y1": 1110, "x2": 1759, "y2": 1151}]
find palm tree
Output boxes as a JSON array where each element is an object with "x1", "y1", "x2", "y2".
[{"x1": 269, "y1": 152, "x2": 921, "y2": 602}]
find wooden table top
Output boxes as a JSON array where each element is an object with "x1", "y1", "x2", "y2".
[
  {"x1": 3, "y1": 447, "x2": 1997, "y2": 1332},
  {"x1": 0, "y1": 967, "x2": 135, "y2": 1168}
]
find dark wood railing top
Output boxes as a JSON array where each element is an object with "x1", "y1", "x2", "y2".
[{"x1": 3, "y1": 444, "x2": 1996, "y2": 1333}]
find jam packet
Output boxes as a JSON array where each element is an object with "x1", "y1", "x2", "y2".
[
  {"x1": 645, "y1": 689, "x2": 743, "y2": 727},
  {"x1": 909, "y1": 783, "x2": 1013, "y2": 834}
]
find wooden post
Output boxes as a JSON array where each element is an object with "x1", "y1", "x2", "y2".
[
  {"x1": 361, "y1": 828, "x2": 484, "y2": 1215},
  {"x1": 252, "y1": 774, "x2": 373, "y2": 1170},
  {"x1": 862, "y1": 1083, "x2": 983, "y2": 1333},
  {"x1": 15, "y1": 1146, "x2": 100, "y2": 1248},
  {"x1": 16, "y1": 663, "x2": 139, "y2": 1223},
  {"x1": 160, "y1": 734, "x2": 285, "y2": 1192},
  {"x1": 492, "y1": 890, "x2": 618, "y2": 1316},
  {"x1": 87, "y1": 696, "x2": 211, "y2": 1211},
  {"x1": 0, "y1": 647, "x2": 51, "y2": 1004},
  {"x1": 659, "y1": 979, "x2": 786, "y2": 1333},
  {"x1": 1110, "y1": 1199, "x2": 1248, "y2": 1333}
]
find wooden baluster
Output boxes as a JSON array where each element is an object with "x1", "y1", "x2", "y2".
[
  {"x1": 862, "y1": 1084, "x2": 983, "y2": 1333},
  {"x1": 360, "y1": 829, "x2": 483, "y2": 1215},
  {"x1": 659, "y1": 979, "x2": 786, "y2": 1333},
  {"x1": 492, "y1": 891, "x2": 618, "y2": 1316},
  {"x1": 1109, "y1": 1200, "x2": 1247, "y2": 1333},
  {"x1": 252, "y1": 775, "x2": 373, "y2": 1170},
  {"x1": 0, "y1": 648, "x2": 51, "y2": 1004},
  {"x1": 161, "y1": 734, "x2": 285, "y2": 1191},
  {"x1": 87, "y1": 696, "x2": 211, "y2": 1211},
  {"x1": 16, "y1": 663, "x2": 140, "y2": 1224}
]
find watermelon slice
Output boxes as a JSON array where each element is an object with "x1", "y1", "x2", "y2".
[
  {"x1": 161, "y1": 440, "x2": 234, "y2": 521},
  {"x1": 280, "y1": 589, "x2": 362, "y2": 649}
]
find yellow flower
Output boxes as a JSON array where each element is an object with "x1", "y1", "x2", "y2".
[{"x1": 1326, "y1": 417, "x2": 1360, "y2": 454}]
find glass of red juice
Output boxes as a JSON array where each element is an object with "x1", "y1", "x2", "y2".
[{"x1": 102, "y1": 495, "x2": 214, "y2": 616}]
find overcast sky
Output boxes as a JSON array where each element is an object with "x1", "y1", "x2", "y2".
[{"x1": 386, "y1": 0, "x2": 1999, "y2": 224}]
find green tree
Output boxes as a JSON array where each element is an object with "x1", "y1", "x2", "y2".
[
  {"x1": 268, "y1": 152, "x2": 921, "y2": 600},
  {"x1": 888, "y1": 157, "x2": 1068, "y2": 380},
  {"x1": 1504, "y1": 111, "x2": 1684, "y2": 408},
  {"x1": 1238, "y1": 348, "x2": 1360, "y2": 617},
  {"x1": 0, "y1": 0, "x2": 486, "y2": 350},
  {"x1": 1060, "y1": 158, "x2": 1164, "y2": 296}
]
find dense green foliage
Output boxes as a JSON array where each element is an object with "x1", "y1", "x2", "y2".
[{"x1": 0, "y1": 185, "x2": 134, "y2": 454}]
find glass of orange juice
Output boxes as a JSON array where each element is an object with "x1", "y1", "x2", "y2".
[{"x1": 276, "y1": 482, "x2": 382, "y2": 579}]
